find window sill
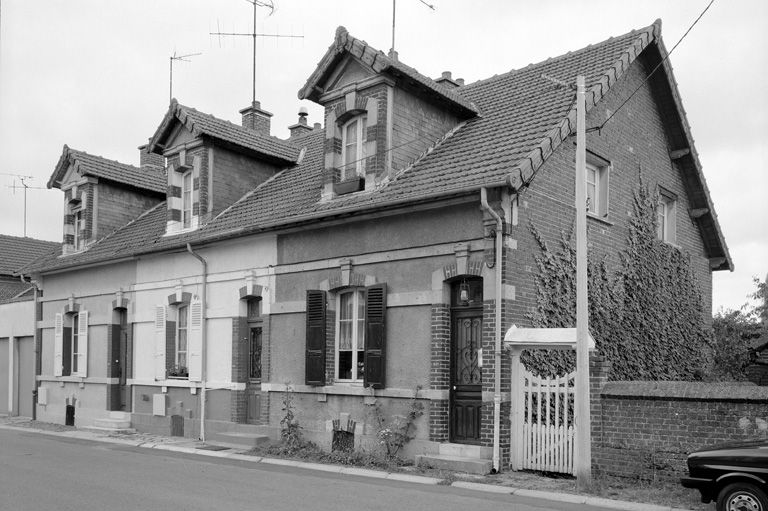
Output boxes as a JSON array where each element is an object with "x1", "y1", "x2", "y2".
[
  {"x1": 587, "y1": 213, "x2": 614, "y2": 226},
  {"x1": 333, "y1": 176, "x2": 365, "y2": 195}
]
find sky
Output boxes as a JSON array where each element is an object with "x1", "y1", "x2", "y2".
[{"x1": 0, "y1": 0, "x2": 765, "y2": 313}]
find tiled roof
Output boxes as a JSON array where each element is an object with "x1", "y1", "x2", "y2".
[
  {"x1": 28, "y1": 20, "x2": 730, "y2": 273},
  {"x1": 148, "y1": 100, "x2": 301, "y2": 164},
  {"x1": 0, "y1": 280, "x2": 34, "y2": 303},
  {"x1": 299, "y1": 26, "x2": 478, "y2": 117},
  {"x1": 0, "y1": 234, "x2": 59, "y2": 275},
  {"x1": 48, "y1": 145, "x2": 166, "y2": 194}
]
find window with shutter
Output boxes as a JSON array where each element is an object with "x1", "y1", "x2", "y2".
[
  {"x1": 53, "y1": 313, "x2": 64, "y2": 377},
  {"x1": 305, "y1": 290, "x2": 327, "y2": 386},
  {"x1": 188, "y1": 299, "x2": 203, "y2": 382},
  {"x1": 154, "y1": 305, "x2": 167, "y2": 380},
  {"x1": 335, "y1": 289, "x2": 366, "y2": 382},
  {"x1": 363, "y1": 283, "x2": 387, "y2": 389},
  {"x1": 76, "y1": 311, "x2": 88, "y2": 377}
]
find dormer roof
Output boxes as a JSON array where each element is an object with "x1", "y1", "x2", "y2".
[
  {"x1": 147, "y1": 100, "x2": 301, "y2": 165},
  {"x1": 298, "y1": 26, "x2": 479, "y2": 118},
  {"x1": 48, "y1": 145, "x2": 166, "y2": 194}
]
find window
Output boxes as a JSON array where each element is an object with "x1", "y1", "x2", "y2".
[
  {"x1": 657, "y1": 191, "x2": 677, "y2": 244},
  {"x1": 336, "y1": 289, "x2": 365, "y2": 382},
  {"x1": 585, "y1": 160, "x2": 609, "y2": 217},
  {"x1": 54, "y1": 311, "x2": 88, "y2": 377},
  {"x1": 174, "y1": 305, "x2": 189, "y2": 376},
  {"x1": 72, "y1": 209, "x2": 85, "y2": 251},
  {"x1": 246, "y1": 298, "x2": 262, "y2": 381},
  {"x1": 181, "y1": 170, "x2": 192, "y2": 229},
  {"x1": 71, "y1": 313, "x2": 80, "y2": 374},
  {"x1": 249, "y1": 327, "x2": 262, "y2": 380},
  {"x1": 341, "y1": 116, "x2": 367, "y2": 180}
]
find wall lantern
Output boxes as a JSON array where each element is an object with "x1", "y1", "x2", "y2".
[{"x1": 459, "y1": 279, "x2": 470, "y2": 306}]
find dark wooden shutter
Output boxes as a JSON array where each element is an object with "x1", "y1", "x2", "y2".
[
  {"x1": 305, "y1": 290, "x2": 327, "y2": 386},
  {"x1": 364, "y1": 283, "x2": 387, "y2": 389}
]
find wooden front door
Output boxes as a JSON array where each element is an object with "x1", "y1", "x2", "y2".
[{"x1": 449, "y1": 278, "x2": 484, "y2": 444}]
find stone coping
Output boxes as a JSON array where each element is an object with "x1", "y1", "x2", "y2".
[{"x1": 601, "y1": 381, "x2": 768, "y2": 402}]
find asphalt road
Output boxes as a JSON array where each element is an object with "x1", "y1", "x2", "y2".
[{"x1": 0, "y1": 428, "x2": 620, "y2": 511}]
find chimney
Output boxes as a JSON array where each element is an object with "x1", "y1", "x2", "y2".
[
  {"x1": 313, "y1": 122, "x2": 322, "y2": 130},
  {"x1": 240, "y1": 100, "x2": 273, "y2": 136},
  {"x1": 435, "y1": 71, "x2": 462, "y2": 89},
  {"x1": 138, "y1": 140, "x2": 164, "y2": 169},
  {"x1": 288, "y1": 107, "x2": 314, "y2": 138}
]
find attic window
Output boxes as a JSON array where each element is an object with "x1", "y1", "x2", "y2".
[{"x1": 341, "y1": 115, "x2": 367, "y2": 181}]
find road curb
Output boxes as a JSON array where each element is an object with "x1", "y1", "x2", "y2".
[{"x1": 0, "y1": 423, "x2": 691, "y2": 510}]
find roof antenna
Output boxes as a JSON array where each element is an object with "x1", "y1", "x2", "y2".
[
  {"x1": 169, "y1": 50, "x2": 202, "y2": 104},
  {"x1": 2, "y1": 173, "x2": 44, "y2": 237},
  {"x1": 390, "y1": 0, "x2": 435, "y2": 60},
  {"x1": 210, "y1": 0, "x2": 303, "y2": 104}
]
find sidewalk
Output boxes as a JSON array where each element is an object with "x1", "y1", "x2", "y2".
[{"x1": 0, "y1": 417, "x2": 695, "y2": 511}]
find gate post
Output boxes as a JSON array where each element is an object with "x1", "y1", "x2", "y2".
[{"x1": 509, "y1": 346, "x2": 523, "y2": 470}]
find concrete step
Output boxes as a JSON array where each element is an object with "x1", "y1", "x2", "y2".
[
  {"x1": 437, "y1": 442, "x2": 492, "y2": 459},
  {"x1": 414, "y1": 454, "x2": 493, "y2": 475},
  {"x1": 93, "y1": 418, "x2": 132, "y2": 429},
  {"x1": 204, "y1": 431, "x2": 270, "y2": 448},
  {"x1": 82, "y1": 426, "x2": 137, "y2": 435},
  {"x1": 109, "y1": 411, "x2": 131, "y2": 421}
]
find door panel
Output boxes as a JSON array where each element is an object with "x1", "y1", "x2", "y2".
[
  {"x1": 450, "y1": 312, "x2": 482, "y2": 444},
  {"x1": 17, "y1": 337, "x2": 34, "y2": 417}
]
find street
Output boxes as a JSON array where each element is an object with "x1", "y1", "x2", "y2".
[{"x1": 0, "y1": 428, "x2": 629, "y2": 511}]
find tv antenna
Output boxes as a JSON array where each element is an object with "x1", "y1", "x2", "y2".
[
  {"x1": 169, "y1": 51, "x2": 202, "y2": 103},
  {"x1": 210, "y1": 0, "x2": 303, "y2": 104},
  {"x1": 391, "y1": 0, "x2": 435, "y2": 58},
  {"x1": 2, "y1": 173, "x2": 46, "y2": 237}
]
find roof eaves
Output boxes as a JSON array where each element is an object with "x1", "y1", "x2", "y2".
[
  {"x1": 47, "y1": 145, "x2": 72, "y2": 189},
  {"x1": 653, "y1": 37, "x2": 732, "y2": 271}
]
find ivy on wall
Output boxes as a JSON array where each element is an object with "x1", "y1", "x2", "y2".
[{"x1": 522, "y1": 180, "x2": 711, "y2": 380}]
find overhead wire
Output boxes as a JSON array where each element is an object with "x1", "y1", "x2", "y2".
[{"x1": 587, "y1": 0, "x2": 716, "y2": 134}]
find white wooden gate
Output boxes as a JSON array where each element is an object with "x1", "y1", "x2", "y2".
[{"x1": 518, "y1": 369, "x2": 576, "y2": 474}]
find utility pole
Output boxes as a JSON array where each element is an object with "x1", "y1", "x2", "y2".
[{"x1": 574, "y1": 74, "x2": 592, "y2": 489}]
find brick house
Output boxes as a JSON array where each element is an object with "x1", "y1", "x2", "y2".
[
  {"x1": 0, "y1": 234, "x2": 58, "y2": 417},
  {"x1": 24, "y1": 20, "x2": 729, "y2": 471}
]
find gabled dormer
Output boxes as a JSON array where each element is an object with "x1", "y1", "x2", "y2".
[
  {"x1": 147, "y1": 100, "x2": 300, "y2": 235},
  {"x1": 48, "y1": 145, "x2": 166, "y2": 255},
  {"x1": 298, "y1": 26, "x2": 479, "y2": 200}
]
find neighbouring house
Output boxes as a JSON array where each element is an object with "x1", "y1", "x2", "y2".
[
  {"x1": 24, "y1": 20, "x2": 730, "y2": 473},
  {"x1": 0, "y1": 234, "x2": 59, "y2": 417}
]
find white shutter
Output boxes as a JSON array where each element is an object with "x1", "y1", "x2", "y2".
[
  {"x1": 76, "y1": 311, "x2": 88, "y2": 377},
  {"x1": 188, "y1": 299, "x2": 203, "y2": 382},
  {"x1": 53, "y1": 313, "x2": 63, "y2": 376},
  {"x1": 154, "y1": 305, "x2": 167, "y2": 380}
]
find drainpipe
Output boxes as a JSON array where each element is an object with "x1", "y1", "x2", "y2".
[
  {"x1": 480, "y1": 187, "x2": 503, "y2": 474},
  {"x1": 186, "y1": 244, "x2": 208, "y2": 442},
  {"x1": 19, "y1": 274, "x2": 40, "y2": 420}
]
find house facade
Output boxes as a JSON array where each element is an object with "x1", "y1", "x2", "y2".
[
  {"x1": 25, "y1": 21, "x2": 730, "y2": 470},
  {"x1": 0, "y1": 234, "x2": 58, "y2": 417}
]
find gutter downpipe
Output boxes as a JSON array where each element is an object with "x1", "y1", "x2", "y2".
[
  {"x1": 20, "y1": 274, "x2": 40, "y2": 420},
  {"x1": 186, "y1": 243, "x2": 208, "y2": 443},
  {"x1": 480, "y1": 187, "x2": 503, "y2": 474}
]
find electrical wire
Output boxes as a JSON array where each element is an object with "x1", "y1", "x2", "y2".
[{"x1": 587, "y1": 0, "x2": 716, "y2": 134}]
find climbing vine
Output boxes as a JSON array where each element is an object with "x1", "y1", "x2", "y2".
[{"x1": 524, "y1": 179, "x2": 712, "y2": 380}]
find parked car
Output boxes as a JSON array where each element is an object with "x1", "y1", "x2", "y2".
[{"x1": 681, "y1": 438, "x2": 768, "y2": 511}]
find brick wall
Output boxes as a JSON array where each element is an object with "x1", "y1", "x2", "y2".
[
  {"x1": 505, "y1": 53, "x2": 714, "y2": 356},
  {"x1": 589, "y1": 358, "x2": 768, "y2": 480},
  {"x1": 391, "y1": 87, "x2": 461, "y2": 173},
  {"x1": 211, "y1": 147, "x2": 280, "y2": 218},
  {"x1": 97, "y1": 182, "x2": 162, "y2": 240}
]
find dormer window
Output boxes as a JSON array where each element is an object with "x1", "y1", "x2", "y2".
[
  {"x1": 181, "y1": 170, "x2": 193, "y2": 230},
  {"x1": 73, "y1": 209, "x2": 85, "y2": 251},
  {"x1": 341, "y1": 115, "x2": 367, "y2": 180}
]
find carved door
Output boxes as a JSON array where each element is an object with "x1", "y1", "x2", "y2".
[{"x1": 450, "y1": 310, "x2": 483, "y2": 443}]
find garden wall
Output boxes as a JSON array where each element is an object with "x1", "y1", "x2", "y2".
[{"x1": 589, "y1": 357, "x2": 768, "y2": 480}]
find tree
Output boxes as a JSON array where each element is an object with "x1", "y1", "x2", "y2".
[{"x1": 710, "y1": 275, "x2": 767, "y2": 381}]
